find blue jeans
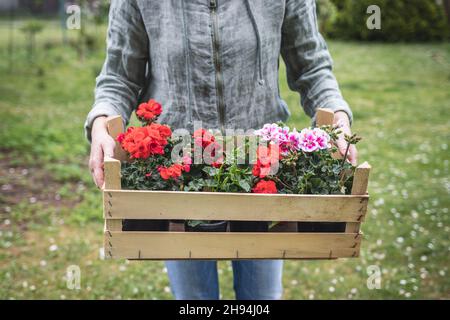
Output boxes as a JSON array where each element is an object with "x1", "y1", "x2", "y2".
[{"x1": 165, "y1": 260, "x2": 283, "y2": 300}]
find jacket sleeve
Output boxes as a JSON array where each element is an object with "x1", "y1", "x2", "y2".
[
  {"x1": 84, "y1": 0, "x2": 149, "y2": 141},
  {"x1": 280, "y1": 0, "x2": 352, "y2": 124}
]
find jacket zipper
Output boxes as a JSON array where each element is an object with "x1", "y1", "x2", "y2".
[{"x1": 209, "y1": 0, "x2": 226, "y2": 134}]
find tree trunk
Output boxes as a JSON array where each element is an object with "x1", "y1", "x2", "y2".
[{"x1": 444, "y1": 0, "x2": 450, "y2": 24}]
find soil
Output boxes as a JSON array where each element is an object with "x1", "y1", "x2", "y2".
[{"x1": 0, "y1": 152, "x2": 82, "y2": 220}]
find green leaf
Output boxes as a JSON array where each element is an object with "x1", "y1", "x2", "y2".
[
  {"x1": 269, "y1": 221, "x2": 280, "y2": 229},
  {"x1": 238, "y1": 180, "x2": 251, "y2": 192},
  {"x1": 187, "y1": 220, "x2": 209, "y2": 227},
  {"x1": 203, "y1": 166, "x2": 219, "y2": 177}
]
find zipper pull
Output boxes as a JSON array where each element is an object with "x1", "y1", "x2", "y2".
[{"x1": 210, "y1": 0, "x2": 217, "y2": 9}]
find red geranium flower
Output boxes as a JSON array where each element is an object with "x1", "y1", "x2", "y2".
[
  {"x1": 118, "y1": 123, "x2": 172, "y2": 159},
  {"x1": 193, "y1": 128, "x2": 216, "y2": 148},
  {"x1": 158, "y1": 164, "x2": 183, "y2": 180},
  {"x1": 182, "y1": 155, "x2": 192, "y2": 173},
  {"x1": 256, "y1": 144, "x2": 281, "y2": 165},
  {"x1": 158, "y1": 162, "x2": 191, "y2": 180},
  {"x1": 117, "y1": 133, "x2": 125, "y2": 143},
  {"x1": 252, "y1": 144, "x2": 281, "y2": 178},
  {"x1": 203, "y1": 142, "x2": 224, "y2": 168},
  {"x1": 252, "y1": 180, "x2": 278, "y2": 194},
  {"x1": 211, "y1": 159, "x2": 224, "y2": 168},
  {"x1": 136, "y1": 99, "x2": 163, "y2": 123}
]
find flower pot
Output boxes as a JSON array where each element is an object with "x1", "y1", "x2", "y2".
[
  {"x1": 297, "y1": 222, "x2": 346, "y2": 233},
  {"x1": 185, "y1": 220, "x2": 228, "y2": 232},
  {"x1": 122, "y1": 219, "x2": 169, "y2": 232},
  {"x1": 229, "y1": 221, "x2": 269, "y2": 232}
]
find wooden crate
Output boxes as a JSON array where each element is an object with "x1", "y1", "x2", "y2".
[{"x1": 103, "y1": 109, "x2": 371, "y2": 260}]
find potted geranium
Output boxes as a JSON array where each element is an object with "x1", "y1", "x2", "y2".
[
  {"x1": 252, "y1": 123, "x2": 360, "y2": 232},
  {"x1": 118, "y1": 99, "x2": 189, "y2": 231},
  {"x1": 117, "y1": 99, "x2": 361, "y2": 233},
  {"x1": 183, "y1": 131, "x2": 253, "y2": 232}
]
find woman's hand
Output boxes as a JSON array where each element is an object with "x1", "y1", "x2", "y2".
[
  {"x1": 89, "y1": 116, "x2": 116, "y2": 188},
  {"x1": 333, "y1": 111, "x2": 358, "y2": 166}
]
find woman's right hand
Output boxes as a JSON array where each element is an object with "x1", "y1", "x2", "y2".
[{"x1": 89, "y1": 116, "x2": 116, "y2": 188}]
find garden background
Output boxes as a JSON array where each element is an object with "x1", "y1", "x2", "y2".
[{"x1": 0, "y1": 0, "x2": 449, "y2": 299}]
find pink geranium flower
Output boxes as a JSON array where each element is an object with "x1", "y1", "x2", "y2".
[
  {"x1": 255, "y1": 124, "x2": 331, "y2": 154},
  {"x1": 288, "y1": 129, "x2": 301, "y2": 151},
  {"x1": 254, "y1": 124, "x2": 283, "y2": 143},
  {"x1": 312, "y1": 128, "x2": 331, "y2": 150},
  {"x1": 254, "y1": 124, "x2": 292, "y2": 155},
  {"x1": 298, "y1": 128, "x2": 330, "y2": 152}
]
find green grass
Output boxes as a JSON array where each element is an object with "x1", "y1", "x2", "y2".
[{"x1": 0, "y1": 19, "x2": 449, "y2": 299}]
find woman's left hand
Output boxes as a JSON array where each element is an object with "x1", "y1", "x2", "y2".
[{"x1": 333, "y1": 111, "x2": 358, "y2": 166}]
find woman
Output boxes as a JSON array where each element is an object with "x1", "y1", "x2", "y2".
[{"x1": 86, "y1": 0, "x2": 357, "y2": 300}]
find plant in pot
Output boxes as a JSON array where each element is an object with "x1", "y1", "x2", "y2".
[
  {"x1": 208, "y1": 136, "x2": 273, "y2": 232},
  {"x1": 252, "y1": 123, "x2": 360, "y2": 233},
  {"x1": 183, "y1": 131, "x2": 259, "y2": 232},
  {"x1": 119, "y1": 99, "x2": 191, "y2": 231}
]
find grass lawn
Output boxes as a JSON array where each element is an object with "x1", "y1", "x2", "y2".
[{"x1": 0, "y1": 19, "x2": 449, "y2": 299}]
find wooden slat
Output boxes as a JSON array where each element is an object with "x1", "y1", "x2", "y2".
[
  {"x1": 316, "y1": 108, "x2": 335, "y2": 127},
  {"x1": 345, "y1": 223, "x2": 360, "y2": 234},
  {"x1": 104, "y1": 220, "x2": 122, "y2": 232},
  {"x1": 106, "y1": 115, "x2": 128, "y2": 162},
  {"x1": 103, "y1": 157, "x2": 121, "y2": 190},
  {"x1": 103, "y1": 190, "x2": 368, "y2": 222},
  {"x1": 351, "y1": 162, "x2": 371, "y2": 195},
  {"x1": 346, "y1": 162, "x2": 371, "y2": 233},
  {"x1": 105, "y1": 232, "x2": 362, "y2": 260},
  {"x1": 104, "y1": 157, "x2": 122, "y2": 231},
  {"x1": 316, "y1": 108, "x2": 343, "y2": 159}
]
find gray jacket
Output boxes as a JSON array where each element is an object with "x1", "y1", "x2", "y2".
[{"x1": 85, "y1": 0, "x2": 352, "y2": 140}]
